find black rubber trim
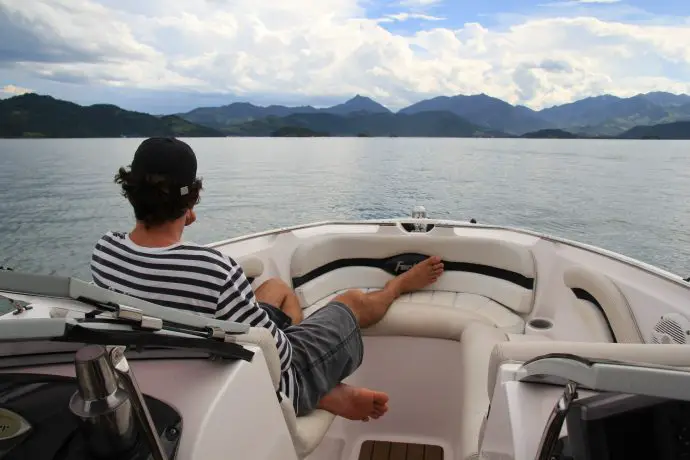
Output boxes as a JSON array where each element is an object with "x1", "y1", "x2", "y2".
[
  {"x1": 523, "y1": 352, "x2": 595, "y2": 367},
  {"x1": 572, "y1": 288, "x2": 618, "y2": 343},
  {"x1": 291, "y1": 253, "x2": 534, "y2": 289},
  {"x1": 62, "y1": 323, "x2": 255, "y2": 362}
]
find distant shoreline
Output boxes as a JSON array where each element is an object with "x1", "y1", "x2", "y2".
[
  {"x1": 0, "y1": 135, "x2": 675, "y2": 140},
  {"x1": 2, "y1": 93, "x2": 690, "y2": 140}
]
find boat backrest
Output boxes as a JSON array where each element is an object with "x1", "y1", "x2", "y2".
[
  {"x1": 290, "y1": 234, "x2": 537, "y2": 315},
  {"x1": 238, "y1": 256, "x2": 265, "y2": 279},
  {"x1": 236, "y1": 328, "x2": 336, "y2": 458},
  {"x1": 563, "y1": 265, "x2": 642, "y2": 343}
]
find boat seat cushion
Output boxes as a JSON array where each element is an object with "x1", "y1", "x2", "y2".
[
  {"x1": 291, "y1": 234, "x2": 537, "y2": 315},
  {"x1": 235, "y1": 328, "x2": 333, "y2": 458},
  {"x1": 304, "y1": 289, "x2": 525, "y2": 335},
  {"x1": 280, "y1": 395, "x2": 335, "y2": 459},
  {"x1": 237, "y1": 256, "x2": 265, "y2": 279}
]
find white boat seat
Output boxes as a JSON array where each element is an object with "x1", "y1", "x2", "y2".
[
  {"x1": 563, "y1": 265, "x2": 643, "y2": 343},
  {"x1": 279, "y1": 395, "x2": 335, "y2": 459},
  {"x1": 458, "y1": 323, "x2": 551, "y2": 460},
  {"x1": 237, "y1": 256, "x2": 265, "y2": 279},
  {"x1": 234, "y1": 328, "x2": 334, "y2": 459},
  {"x1": 304, "y1": 289, "x2": 525, "y2": 334},
  {"x1": 291, "y1": 234, "x2": 538, "y2": 317}
]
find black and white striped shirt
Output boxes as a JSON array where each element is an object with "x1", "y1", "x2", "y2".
[{"x1": 90, "y1": 231, "x2": 298, "y2": 408}]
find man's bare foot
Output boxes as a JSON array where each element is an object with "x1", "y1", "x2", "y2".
[
  {"x1": 317, "y1": 384, "x2": 389, "y2": 421},
  {"x1": 389, "y1": 256, "x2": 444, "y2": 295}
]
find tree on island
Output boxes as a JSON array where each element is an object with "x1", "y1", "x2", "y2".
[{"x1": 270, "y1": 126, "x2": 330, "y2": 137}]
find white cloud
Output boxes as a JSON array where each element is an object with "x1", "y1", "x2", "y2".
[
  {"x1": 399, "y1": 0, "x2": 443, "y2": 6},
  {"x1": 0, "y1": 84, "x2": 32, "y2": 98},
  {"x1": 378, "y1": 12, "x2": 445, "y2": 23},
  {"x1": 541, "y1": 0, "x2": 621, "y2": 7},
  {"x1": 1, "y1": 0, "x2": 690, "y2": 111}
]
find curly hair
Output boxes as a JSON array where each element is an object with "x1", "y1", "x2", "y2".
[{"x1": 115, "y1": 167, "x2": 203, "y2": 228}]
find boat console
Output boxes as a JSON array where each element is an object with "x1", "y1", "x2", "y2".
[
  {"x1": 511, "y1": 354, "x2": 690, "y2": 460},
  {"x1": 0, "y1": 273, "x2": 256, "y2": 460}
]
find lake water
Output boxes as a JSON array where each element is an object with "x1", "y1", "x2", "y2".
[{"x1": 0, "y1": 138, "x2": 688, "y2": 281}]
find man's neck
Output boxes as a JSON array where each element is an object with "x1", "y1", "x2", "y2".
[{"x1": 128, "y1": 220, "x2": 184, "y2": 248}]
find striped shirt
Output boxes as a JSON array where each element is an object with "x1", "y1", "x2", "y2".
[{"x1": 90, "y1": 231, "x2": 298, "y2": 408}]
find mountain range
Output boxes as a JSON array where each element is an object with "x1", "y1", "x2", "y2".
[
  {"x1": 0, "y1": 94, "x2": 223, "y2": 138},
  {"x1": 178, "y1": 91, "x2": 690, "y2": 137},
  {"x1": 3, "y1": 91, "x2": 690, "y2": 139}
]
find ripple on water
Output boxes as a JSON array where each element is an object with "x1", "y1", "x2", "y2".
[{"x1": 0, "y1": 138, "x2": 688, "y2": 280}]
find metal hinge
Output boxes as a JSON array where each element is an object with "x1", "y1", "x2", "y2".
[
  {"x1": 116, "y1": 305, "x2": 163, "y2": 331},
  {"x1": 205, "y1": 326, "x2": 227, "y2": 341}
]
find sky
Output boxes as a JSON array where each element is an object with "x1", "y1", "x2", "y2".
[{"x1": 1, "y1": 0, "x2": 689, "y2": 113}]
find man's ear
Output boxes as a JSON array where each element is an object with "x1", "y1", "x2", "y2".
[{"x1": 184, "y1": 208, "x2": 196, "y2": 226}]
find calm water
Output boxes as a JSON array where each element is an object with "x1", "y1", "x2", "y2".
[{"x1": 0, "y1": 138, "x2": 688, "y2": 281}]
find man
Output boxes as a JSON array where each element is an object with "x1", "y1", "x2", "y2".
[{"x1": 91, "y1": 137, "x2": 444, "y2": 421}]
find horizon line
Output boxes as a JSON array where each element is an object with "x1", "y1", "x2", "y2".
[{"x1": 5, "y1": 89, "x2": 690, "y2": 115}]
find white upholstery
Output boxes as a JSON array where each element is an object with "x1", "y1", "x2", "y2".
[
  {"x1": 233, "y1": 327, "x2": 334, "y2": 458},
  {"x1": 304, "y1": 289, "x2": 525, "y2": 334},
  {"x1": 563, "y1": 265, "x2": 642, "y2": 343},
  {"x1": 296, "y1": 270, "x2": 534, "y2": 316},
  {"x1": 279, "y1": 396, "x2": 335, "y2": 459},
  {"x1": 291, "y1": 235, "x2": 537, "y2": 280},
  {"x1": 456, "y1": 324, "x2": 555, "y2": 460},
  {"x1": 458, "y1": 324, "x2": 510, "y2": 460},
  {"x1": 572, "y1": 298, "x2": 614, "y2": 342},
  {"x1": 237, "y1": 256, "x2": 265, "y2": 279}
]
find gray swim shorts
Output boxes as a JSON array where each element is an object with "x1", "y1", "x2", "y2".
[{"x1": 282, "y1": 301, "x2": 364, "y2": 416}]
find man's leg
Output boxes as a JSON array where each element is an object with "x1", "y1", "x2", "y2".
[
  {"x1": 332, "y1": 255, "x2": 444, "y2": 328},
  {"x1": 286, "y1": 256, "x2": 444, "y2": 421},
  {"x1": 254, "y1": 278, "x2": 304, "y2": 324},
  {"x1": 315, "y1": 256, "x2": 444, "y2": 419}
]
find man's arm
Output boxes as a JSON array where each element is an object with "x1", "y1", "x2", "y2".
[{"x1": 216, "y1": 262, "x2": 293, "y2": 374}]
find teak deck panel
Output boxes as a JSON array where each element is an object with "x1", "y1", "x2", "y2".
[{"x1": 358, "y1": 441, "x2": 444, "y2": 460}]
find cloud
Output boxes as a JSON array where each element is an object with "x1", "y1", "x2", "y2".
[
  {"x1": 2, "y1": 0, "x2": 690, "y2": 112},
  {"x1": 398, "y1": 0, "x2": 443, "y2": 6},
  {"x1": 378, "y1": 12, "x2": 445, "y2": 23},
  {"x1": 541, "y1": 0, "x2": 622, "y2": 7},
  {"x1": 0, "y1": 84, "x2": 32, "y2": 98}
]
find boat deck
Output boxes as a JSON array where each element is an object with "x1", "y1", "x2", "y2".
[{"x1": 358, "y1": 441, "x2": 444, "y2": 460}]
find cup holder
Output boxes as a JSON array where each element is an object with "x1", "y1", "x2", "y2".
[{"x1": 527, "y1": 318, "x2": 553, "y2": 330}]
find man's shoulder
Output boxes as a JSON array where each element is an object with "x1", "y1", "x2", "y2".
[
  {"x1": 170, "y1": 243, "x2": 239, "y2": 271},
  {"x1": 93, "y1": 231, "x2": 125, "y2": 247},
  {"x1": 92, "y1": 232, "x2": 240, "y2": 274}
]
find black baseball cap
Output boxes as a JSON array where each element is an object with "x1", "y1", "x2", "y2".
[{"x1": 130, "y1": 137, "x2": 197, "y2": 195}]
